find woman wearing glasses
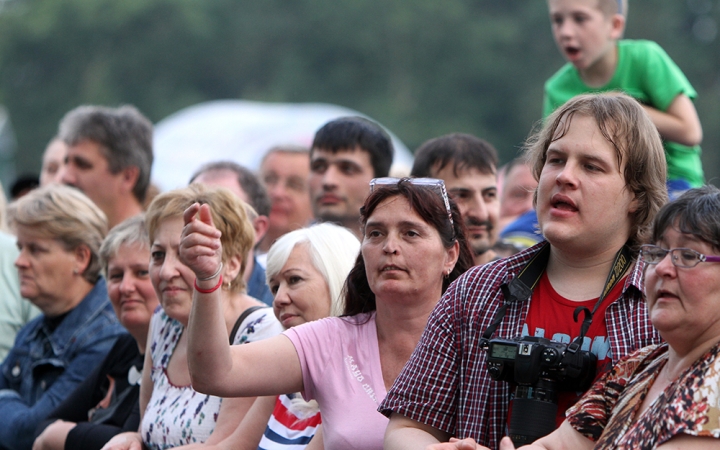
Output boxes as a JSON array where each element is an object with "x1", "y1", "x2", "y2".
[
  {"x1": 455, "y1": 186, "x2": 720, "y2": 450},
  {"x1": 180, "y1": 178, "x2": 474, "y2": 449}
]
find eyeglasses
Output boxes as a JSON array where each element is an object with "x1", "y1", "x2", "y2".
[
  {"x1": 369, "y1": 177, "x2": 454, "y2": 229},
  {"x1": 639, "y1": 244, "x2": 720, "y2": 269}
]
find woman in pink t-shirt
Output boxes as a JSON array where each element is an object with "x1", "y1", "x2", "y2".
[
  {"x1": 181, "y1": 178, "x2": 474, "y2": 450},
  {"x1": 202, "y1": 222, "x2": 360, "y2": 449}
]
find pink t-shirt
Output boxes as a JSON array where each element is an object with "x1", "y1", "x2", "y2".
[{"x1": 284, "y1": 312, "x2": 387, "y2": 450}]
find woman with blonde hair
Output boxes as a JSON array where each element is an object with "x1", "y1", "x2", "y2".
[
  {"x1": 102, "y1": 184, "x2": 282, "y2": 450},
  {"x1": 0, "y1": 185, "x2": 125, "y2": 449}
]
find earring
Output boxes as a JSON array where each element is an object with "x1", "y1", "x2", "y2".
[{"x1": 72, "y1": 268, "x2": 79, "y2": 275}]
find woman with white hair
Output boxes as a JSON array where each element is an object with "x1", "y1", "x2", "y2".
[{"x1": 206, "y1": 222, "x2": 360, "y2": 450}]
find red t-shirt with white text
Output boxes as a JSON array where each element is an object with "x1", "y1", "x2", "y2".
[{"x1": 516, "y1": 272, "x2": 626, "y2": 426}]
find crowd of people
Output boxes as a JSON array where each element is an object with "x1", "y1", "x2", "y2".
[{"x1": 0, "y1": 0, "x2": 718, "y2": 449}]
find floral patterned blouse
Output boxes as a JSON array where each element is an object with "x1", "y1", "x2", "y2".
[
  {"x1": 567, "y1": 341, "x2": 720, "y2": 448},
  {"x1": 141, "y1": 307, "x2": 282, "y2": 450}
]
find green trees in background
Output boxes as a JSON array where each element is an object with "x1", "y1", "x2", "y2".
[{"x1": 0, "y1": 0, "x2": 718, "y2": 183}]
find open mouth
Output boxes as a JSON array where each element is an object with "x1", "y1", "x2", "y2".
[
  {"x1": 381, "y1": 265, "x2": 404, "y2": 272},
  {"x1": 564, "y1": 46, "x2": 580, "y2": 58},
  {"x1": 552, "y1": 200, "x2": 577, "y2": 211},
  {"x1": 551, "y1": 195, "x2": 578, "y2": 212}
]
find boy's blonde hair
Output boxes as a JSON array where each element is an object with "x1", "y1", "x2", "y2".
[
  {"x1": 524, "y1": 92, "x2": 668, "y2": 250},
  {"x1": 596, "y1": 0, "x2": 628, "y2": 17}
]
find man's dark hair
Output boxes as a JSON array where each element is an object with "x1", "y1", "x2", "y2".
[
  {"x1": 411, "y1": 133, "x2": 498, "y2": 178},
  {"x1": 59, "y1": 105, "x2": 154, "y2": 203},
  {"x1": 189, "y1": 161, "x2": 271, "y2": 217},
  {"x1": 10, "y1": 174, "x2": 39, "y2": 200},
  {"x1": 311, "y1": 116, "x2": 394, "y2": 177}
]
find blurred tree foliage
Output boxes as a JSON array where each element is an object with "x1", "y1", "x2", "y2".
[{"x1": 0, "y1": 0, "x2": 717, "y2": 183}]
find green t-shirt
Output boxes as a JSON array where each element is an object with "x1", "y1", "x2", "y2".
[{"x1": 544, "y1": 39, "x2": 703, "y2": 187}]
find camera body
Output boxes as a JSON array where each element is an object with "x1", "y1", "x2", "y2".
[
  {"x1": 486, "y1": 336, "x2": 596, "y2": 390},
  {"x1": 485, "y1": 336, "x2": 597, "y2": 445}
]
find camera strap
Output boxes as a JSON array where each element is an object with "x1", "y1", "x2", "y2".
[
  {"x1": 481, "y1": 242, "x2": 633, "y2": 349},
  {"x1": 570, "y1": 244, "x2": 632, "y2": 347}
]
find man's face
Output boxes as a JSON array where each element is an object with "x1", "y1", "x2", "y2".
[
  {"x1": 62, "y1": 140, "x2": 126, "y2": 215},
  {"x1": 536, "y1": 114, "x2": 636, "y2": 254},
  {"x1": 433, "y1": 165, "x2": 499, "y2": 259},
  {"x1": 500, "y1": 163, "x2": 537, "y2": 219},
  {"x1": 39, "y1": 139, "x2": 67, "y2": 187},
  {"x1": 260, "y1": 151, "x2": 314, "y2": 235},
  {"x1": 308, "y1": 147, "x2": 375, "y2": 228}
]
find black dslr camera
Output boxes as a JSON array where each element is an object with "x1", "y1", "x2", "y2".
[{"x1": 485, "y1": 336, "x2": 597, "y2": 446}]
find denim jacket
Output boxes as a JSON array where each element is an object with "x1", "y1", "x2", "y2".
[{"x1": 0, "y1": 278, "x2": 125, "y2": 450}]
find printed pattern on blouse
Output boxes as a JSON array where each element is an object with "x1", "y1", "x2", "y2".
[
  {"x1": 567, "y1": 341, "x2": 720, "y2": 448},
  {"x1": 141, "y1": 308, "x2": 282, "y2": 450},
  {"x1": 141, "y1": 311, "x2": 220, "y2": 450}
]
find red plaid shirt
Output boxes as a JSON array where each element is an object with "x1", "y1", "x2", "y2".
[{"x1": 379, "y1": 243, "x2": 661, "y2": 449}]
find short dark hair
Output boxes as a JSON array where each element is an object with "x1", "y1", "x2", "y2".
[
  {"x1": 411, "y1": 133, "x2": 498, "y2": 178},
  {"x1": 650, "y1": 185, "x2": 720, "y2": 251},
  {"x1": 189, "y1": 161, "x2": 271, "y2": 217},
  {"x1": 503, "y1": 156, "x2": 528, "y2": 176},
  {"x1": 311, "y1": 116, "x2": 394, "y2": 178},
  {"x1": 59, "y1": 105, "x2": 154, "y2": 203},
  {"x1": 10, "y1": 174, "x2": 39, "y2": 199},
  {"x1": 343, "y1": 179, "x2": 474, "y2": 316}
]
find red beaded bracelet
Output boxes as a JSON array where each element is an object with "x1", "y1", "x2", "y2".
[{"x1": 194, "y1": 275, "x2": 223, "y2": 294}]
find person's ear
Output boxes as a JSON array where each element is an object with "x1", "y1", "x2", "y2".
[
  {"x1": 628, "y1": 192, "x2": 639, "y2": 214},
  {"x1": 609, "y1": 13, "x2": 625, "y2": 40},
  {"x1": 444, "y1": 240, "x2": 460, "y2": 277},
  {"x1": 252, "y1": 215, "x2": 270, "y2": 245},
  {"x1": 74, "y1": 244, "x2": 92, "y2": 275},
  {"x1": 120, "y1": 166, "x2": 140, "y2": 193},
  {"x1": 224, "y1": 254, "x2": 243, "y2": 282}
]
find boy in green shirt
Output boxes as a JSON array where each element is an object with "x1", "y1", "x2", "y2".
[{"x1": 544, "y1": 0, "x2": 704, "y2": 191}]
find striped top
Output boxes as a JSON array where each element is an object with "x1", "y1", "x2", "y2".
[{"x1": 258, "y1": 394, "x2": 321, "y2": 450}]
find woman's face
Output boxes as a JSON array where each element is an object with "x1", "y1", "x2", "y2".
[
  {"x1": 271, "y1": 243, "x2": 331, "y2": 329},
  {"x1": 14, "y1": 226, "x2": 83, "y2": 316},
  {"x1": 644, "y1": 225, "x2": 720, "y2": 346},
  {"x1": 149, "y1": 217, "x2": 196, "y2": 324},
  {"x1": 362, "y1": 195, "x2": 457, "y2": 303},
  {"x1": 107, "y1": 243, "x2": 160, "y2": 334}
]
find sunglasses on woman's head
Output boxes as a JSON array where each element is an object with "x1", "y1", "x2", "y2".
[{"x1": 369, "y1": 177, "x2": 454, "y2": 230}]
